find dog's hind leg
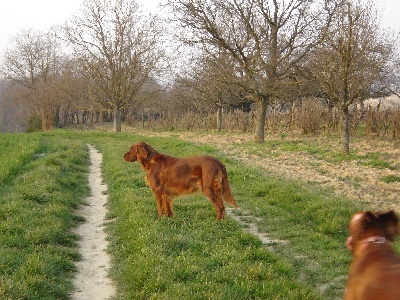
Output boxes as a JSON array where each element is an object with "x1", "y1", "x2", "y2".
[
  {"x1": 220, "y1": 168, "x2": 238, "y2": 207},
  {"x1": 203, "y1": 182, "x2": 226, "y2": 220},
  {"x1": 214, "y1": 196, "x2": 226, "y2": 220}
]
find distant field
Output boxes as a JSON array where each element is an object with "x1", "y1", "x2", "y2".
[{"x1": 2, "y1": 129, "x2": 397, "y2": 299}]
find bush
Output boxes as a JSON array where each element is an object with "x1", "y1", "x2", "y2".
[{"x1": 26, "y1": 115, "x2": 42, "y2": 133}]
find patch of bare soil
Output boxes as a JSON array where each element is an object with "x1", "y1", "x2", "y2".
[
  {"x1": 70, "y1": 145, "x2": 115, "y2": 300},
  {"x1": 122, "y1": 126, "x2": 400, "y2": 211}
]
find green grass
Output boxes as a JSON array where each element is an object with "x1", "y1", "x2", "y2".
[
  {"x1": 1, "y1": 129, "x2": 395, "y2": 299},
  {"x1": 0, "y1": 134, "x2": 89, "y2": 299},
  {"x1": 224, "y1": 160, "x2": 362, "y2": 298},
  {"x1": 381, "y1": 175, "x2": 400, "y2": 183},
  {"x1": 81, "y1": 131, "x2": 364, "y2": 299},
  {"x1": 0, "y1": 134, "x2": 41, "y2": 188},
  {"x1": 83, "y1": 133, "x2": 318, "y2": 299}
]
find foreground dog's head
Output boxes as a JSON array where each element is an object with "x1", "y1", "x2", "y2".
[
  {"x1": 346, "y1": 210, "x2": 399, "y2": 254},
  {"x1": 123, "y1": 142, "x2": 156, "y2": 165}
]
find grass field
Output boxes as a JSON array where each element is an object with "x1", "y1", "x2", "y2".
[{"x1": 1, "y1": 129, "x2": 396, "y2": 299}]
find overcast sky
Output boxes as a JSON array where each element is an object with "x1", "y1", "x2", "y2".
[
  {"x1": 0, "y1": 0, "x2": 399, "y2": 56},
  {"x1": 0, "y1": 0, "x2": 160, "y2": 55}
]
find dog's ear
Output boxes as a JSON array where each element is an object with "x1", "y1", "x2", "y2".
[
  {"x1": 361, "y1": 211, "x2": 378, "y2": 229},
  {"x1": 378, "y1": 210, "x2": 399, "y2": 241},
  {"x1": 138, "y1": 142, "x2": 153, "y2": 158},
  {"x1": 135, "y1": 142, "x2": 147, "y2": 162},
  {"x1": 131, "y1": 144, "x2": 138, "y2": 154},
  {"x1": 136, "y1": 142, "x2": 156, "y2": 166}
]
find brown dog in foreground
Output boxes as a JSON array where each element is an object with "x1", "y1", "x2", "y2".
[
  {"x1": 123, "y1": 142, "x2": 238, "y2": 220},
  {"x1": 344, "y1": 210, "x2": 400, "y2": 300}
]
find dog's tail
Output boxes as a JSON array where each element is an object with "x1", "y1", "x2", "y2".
[{"x1": 220, "y1": 168, "x2": 238, "y2": 208}]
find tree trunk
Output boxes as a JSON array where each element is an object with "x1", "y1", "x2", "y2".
[
  {"x1": 114, "y1": 106, "x2": 122, "y2": 132},
  {"x1": 216, "y1": 105, "x2": 222, "y2": 132},
  {"x1": 365, "y1": 105, "x2": 372, "y2": 137},
  {"x1": 40, "y1": 109, "x2": 53, "y2": 131},
  {"x1": 254, "y1": 95, "x2": 268, "y2": 143},
  {"x1": 291, "y1": 101, "x2": 296, "y2": 132},
  {"x1": 272, "y1": 97, "x2": 277, "y2": 134},
  {"x1": 341, "y1": 105, "x2": 350, "y2": 155},
  {"x1": 40, "y1": 110, "x2": 47, "y2": 131}
]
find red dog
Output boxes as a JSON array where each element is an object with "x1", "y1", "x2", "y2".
[
  {"x1": 344, "y1": 210, "x2": 400, "y2": 299},
  {"x1": 123, "y1": 142, "x2": 238, "y2": 220}
]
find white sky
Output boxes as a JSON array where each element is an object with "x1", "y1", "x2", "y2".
[
  {"x1": 0, "y1": 0, "x2": 161, "y2": 55},
  {"x1": 0, "y1": 0, "x2": 399, "y2": 56}
]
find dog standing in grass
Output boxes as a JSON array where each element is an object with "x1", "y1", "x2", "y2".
[
  {"x1": 344, "y1": 210, "x2": 400, "y2": 299},
  {"x1": 123, "y1": 142, "x2": 238, "y2": 220}
]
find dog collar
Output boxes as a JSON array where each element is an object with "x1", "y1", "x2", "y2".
[
  {"x1": 363, "y1": 236, "x2": 387, "y2": 245},
  {"x1": 147, "y1": 150, "x2": 158, "y2": 161},
  {"x1": 354, "y1": 236, "x2": 388, "y2": 254}
]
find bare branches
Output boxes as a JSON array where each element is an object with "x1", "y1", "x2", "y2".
[
  {"x1": 169, "y1": 0, "x2": 336, "y2": 142},
  {"x1": 308, "y1": 0, "x2": 398, "y2": 153},
  {"x1": 64, "y1": 0, "x2": 164, "y2": 131},
  {"x1": 1, "y1": 29, "x2": 64, "y2": 130}
]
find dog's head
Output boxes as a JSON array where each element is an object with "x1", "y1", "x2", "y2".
[
  {"x1": 123, "y1": 142, "x2": 155, "y2": 165},
  {"x1": 346, "y1": 210, "x2": 399, "y2": 253}
]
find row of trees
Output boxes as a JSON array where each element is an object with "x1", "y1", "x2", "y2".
[
  {"x1": 126, "y1": 97, "x2": 400, "y2": 141},
  {"x1": 1, "y1": 0, "x2": 399, "y2": 154},
  {"x1": 167, "y1": 0, "x2": 399, "y2": 154},
  {"x1": 1, "y1": 0, "x2": 165, "y2": 133}
]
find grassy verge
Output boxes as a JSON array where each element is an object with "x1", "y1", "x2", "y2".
[
  {"x1": 0, "y1": 134, "x2": 41, "y2": 189},
  {"x1": 0, "y1": 134, "x2": 89, "y2": 300}
]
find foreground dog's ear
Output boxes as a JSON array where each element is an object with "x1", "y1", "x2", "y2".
[
  {"x1": 378, "y1": 210, "x2": 400, "y2": 241},
  {"x1": 361, "y1": 211, "x2": 378, "y2": 228}
]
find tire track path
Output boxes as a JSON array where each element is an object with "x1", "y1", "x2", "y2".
[{"x1": 70, "y1": 144, "x2": 116, "y2": 300}]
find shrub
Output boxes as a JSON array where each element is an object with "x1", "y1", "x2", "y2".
[{"x1": 26, "y1": 115, "x2": 42, "y2": 132}]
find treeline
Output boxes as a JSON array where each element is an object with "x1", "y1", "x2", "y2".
[
  {"x1": 125, "y1": 97, "x2": 400, "y2": 140},
  {"x1": 1, "y1": 0, "x2": 399, "y2": 152}
]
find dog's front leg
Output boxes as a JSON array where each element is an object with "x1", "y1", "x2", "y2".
[
  {"x1": 151, "y1": 188, "x2": 173, "y2": 217},
  {"x1": 150, "y1": 187, "x2": 164, "y2": 217},
  {"x1": 156, "y1": 196, "x2": 163, "y2": 217},
  {"x1": 161, "y1": 194, "x2": 173, "y2": 217}
]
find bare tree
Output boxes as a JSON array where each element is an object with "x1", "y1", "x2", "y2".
[
  {"x1": 309, "y1": 0, "x2": 398, "y2": 154},
  {"x1": 1, "y1": 29, "x2": 64, "y2": 130},
  {"x1": 168, "y1": 0, "x2": 337, "y2": 142},
  {"x1": 64, "y1": 0, "x2": 164, "y2": 132},
  {"x1": 177, "y1": 51, "x2": 241, "y2": 131},
  {"x1": 56, "y1": 57, "x2": 100, "y2": 126}
]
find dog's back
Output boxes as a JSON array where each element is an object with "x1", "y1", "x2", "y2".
[{"x1": 344, "y1": 211, "x2": 400, "y2": 300}]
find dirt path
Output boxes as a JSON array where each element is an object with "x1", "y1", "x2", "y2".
[{"x1": 70, "y1": 145, "x2": 116, "y2": 300}]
